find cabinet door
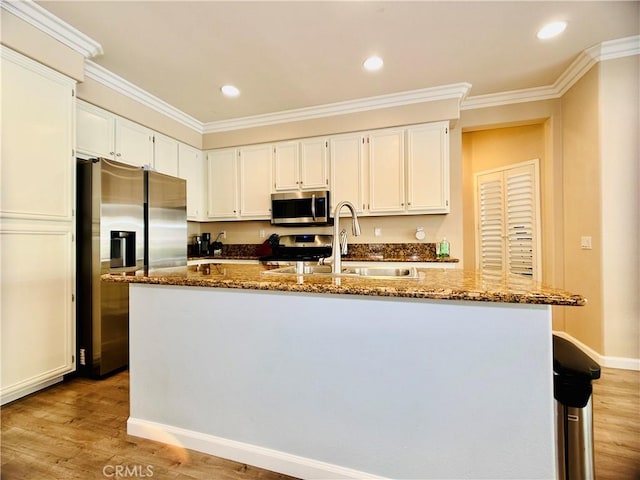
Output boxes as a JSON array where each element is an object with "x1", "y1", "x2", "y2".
[
  {"x1": 1, "y1": 50, "x2": 75, "y2": 221},
  {"x1": 1, "y1": 226, "x2": 75, "y2": 404},
  {"x1": 329, "y1": 133, "x2": 365, "y2": 214},
  {"x1": 406, "y1": 122, "x2": 449, "y2": 213},
  {"x1": 1, "y1": 48, "x2": 76, "y2": 404},
  {"x1": 273, "y1": 141, "x2": 299, "y2": 191},
  {"x1": 115, "y1": 118, "x2": 154, "y2": 167},
  {"x1": 154, "y1": 133, "x2": 179, "y2": 176},
  {"x1": 300, "y1": 137, "x2": 329, "y2": 190},
  {"x1": 178, "y1": 144, "x2": 205, "y2": 221},
  {"x1": 207, "y1": 149, "x2": 238, "y2": 219},
  {"x1": 77, "y1": 100, "x2": 116, "y2": 159},
  {"x1": 238, "y1": 144, "x2": 272, "y2": 218},
  {"x1": 368, "y1": 128, "x2": 405, "y2": 214}
]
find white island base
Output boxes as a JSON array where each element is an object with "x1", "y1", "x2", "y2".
[{"x1": 127, "y1": 284, "x2": 556, "y2": 479}]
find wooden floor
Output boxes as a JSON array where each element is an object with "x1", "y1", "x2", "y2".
[
  {"x1": 593, "y1": 367, "x2": 640, "y2": 480},
  {"x1": 1, "y1": 367, "x2": 639, "y2": 479}
]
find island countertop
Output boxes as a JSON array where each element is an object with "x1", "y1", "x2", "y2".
[{"x1": 103, "y1": 263, "x2": 585, "y2": 306}]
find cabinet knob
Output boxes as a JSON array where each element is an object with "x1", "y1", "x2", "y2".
[
  {"x1": 110, "y1": 151, "x2": 115, "y2": 155},
  {"x1": 116, "y1": 153, "x2": 121, "y2": 157}
]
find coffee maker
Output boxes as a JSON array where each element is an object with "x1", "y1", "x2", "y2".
[{"x1": 201, "y1": 232, "x2": 211, "y2": 256}]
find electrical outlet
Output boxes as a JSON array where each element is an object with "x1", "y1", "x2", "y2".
[
  {"x1": 374, "y1": 227, "x2": 382, "y2": 237},
  {"x1": 221, "y1": 231, "x2": 226, "y2": 240},
  {"x1": 259, "y1": 229, "x2": 266, "y2": 238},
  {"x1": 580, "y1": 236, "x2": 592, "y2": 250}
]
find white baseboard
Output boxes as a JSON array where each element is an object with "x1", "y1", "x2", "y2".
[
  {"x1": 552, "y1": 331, "x2": 640, "y2": 371},
  {"x1": 1, "y1": 375, "x2": 63, "y2": 406},
  {"x1": 127, "y1": 417, "x2": 388, "y2": 480}
]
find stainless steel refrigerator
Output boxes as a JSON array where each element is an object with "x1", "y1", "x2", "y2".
[{"x1": 76, "y1": 158, "x2": 186, "y2": 377}]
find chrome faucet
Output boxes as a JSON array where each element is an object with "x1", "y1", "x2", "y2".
[{"x1": 331, "y1": 201, "x2": 361, "y2": 274}]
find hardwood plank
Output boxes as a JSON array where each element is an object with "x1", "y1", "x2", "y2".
[
  {"x1": 593, "y1": 367, "x2": 640, "y2": 480},
  {"x1": 2, "y1": 367, "x2": 638, "y2": 479}
]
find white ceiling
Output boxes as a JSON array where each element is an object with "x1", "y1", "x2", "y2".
[{"x1": 34, "y1": 1, "x2": 640, "y2": 126}]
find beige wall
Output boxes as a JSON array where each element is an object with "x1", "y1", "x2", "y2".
[
  {"x1": 599, "y1": 56, "x2": 640, "y2": 360},
  {"x1": 462, "y1": 124, "x2": 545, "y2": 268},
  {"x1": 203, "y1": 99, "x2": 460, "y2": 149},
  {"x1": 1, "y1": 13, "x2": 202, "y2": 148},
  {"x1": 562, "y1": 66, "x2": 604, "y2": 353},
  {"x1": 1, "y1": 11, "x2": 84, "y2": 81},
  {"x1": 77, "y1": 78, "x2": 202, "y2": 149}
]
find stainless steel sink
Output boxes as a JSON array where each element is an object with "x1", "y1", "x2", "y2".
[
  {"x1": 264, "y1": 263, "x2": 420, "y2": 279},
  {"x1": 265, "y1": 264, "x2": 334, "y2": 275},
  {"x1": 342, "y1": 267, "x2": 419, "y2": 278}
]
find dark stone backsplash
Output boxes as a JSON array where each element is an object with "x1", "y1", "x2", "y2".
[{"x1": 190, "y1": 242, "x2": 457, "y2": 263}]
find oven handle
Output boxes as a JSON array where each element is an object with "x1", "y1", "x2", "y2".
[{"x1": 311, "y1": 194, "x2": 316, "y2": 221}]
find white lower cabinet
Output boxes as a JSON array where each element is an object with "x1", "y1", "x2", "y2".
[
  {"x1": 1, "y1": 47, "x2": 76, "y2": 404},
  {"x1": 1, "y1": 225, "x2": 75, "y2": 404},
  {"x1": 207, "y1": 145, "x2": 272, "y2": 221}
]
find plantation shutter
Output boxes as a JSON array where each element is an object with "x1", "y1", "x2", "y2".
[{"x1": 475, "y1": 161, "x2": 540, "y2": 280}]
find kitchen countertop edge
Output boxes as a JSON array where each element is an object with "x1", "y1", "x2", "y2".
[{"x1": 102, "y1": 265, "x2": 585, "y2": 306}]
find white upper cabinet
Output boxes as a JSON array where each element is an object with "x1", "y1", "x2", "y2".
[
  {"x1": 273, "y1": 141, "x2": 300, "y2": 191},
  {"x1": 77, "y1": 101, "x2": 116, "y2": 160},
  {"x1": 2, "y1": 50, "x2": 76, "y2": 221},
  {"x1": 406, "y1": 122, "x2": 450, "y2": 213},
  {"x1": 329, "y1": 133, "x2": 366, "y2": 214},
  {"x1": 207, "y1": 148, "x2": 238, "y2": 219},
  {"x1": 115, "y1": 118, "x2": 154, "y2": 168},
  {"x1": 178, "y1": 143, "x2": 205, "y2": 221},
  {"x1": 299, "y1": 137, "x2": 329, "y2": 190},
  {"x1": 77, "y1": 100, "x2": 154, "y2": 168},
  {"x1": 273, "y1": 139, "x2": 329, "y2": 192},
  {"x1": 153, "y1": 133, "x2": 179, "y2": 176},
  {"x1": 368, "y1": 128, "x2": 406, "y2": 214},
  {"x1": 207, "y1": 145, "x2": 272, "y2": 221},
  {"x1": 238, "y1": 144, "x2": 273, "y2": 218}
]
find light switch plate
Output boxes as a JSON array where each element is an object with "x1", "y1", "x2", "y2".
[{"x1": 580, "y1": 236, "x2": 592, "y2": 250}]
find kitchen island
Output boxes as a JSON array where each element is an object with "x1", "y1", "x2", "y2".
[{"x1": 105, "y1": 264, "x2": 584, "y2": 480}]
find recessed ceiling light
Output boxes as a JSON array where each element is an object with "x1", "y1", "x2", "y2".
[
  {"x1": 221, "y1": 85, "x2": 240, "y2": 97},
  {"x1": 537, "y1": 21, "x2": 567, "y2": 40},
  {"x1": 363, "y1": 56, "x2": 384, "y2": 72}
]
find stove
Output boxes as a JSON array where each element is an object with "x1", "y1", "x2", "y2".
[{"x1": 260, "y1": 234, "x2": 333, "y2": 262}]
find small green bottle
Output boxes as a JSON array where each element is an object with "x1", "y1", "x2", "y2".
[{"x1": 437, "y1": 238, "x2": 450, "y2": 258}]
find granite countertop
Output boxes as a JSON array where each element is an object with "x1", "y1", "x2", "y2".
[{"x1": 103, "y1": 263, "x2": 585, "y2": 306}]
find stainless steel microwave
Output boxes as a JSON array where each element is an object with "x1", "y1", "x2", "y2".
[{"x1": 271, "y1": 190, "x2": 332, "y2": 226}]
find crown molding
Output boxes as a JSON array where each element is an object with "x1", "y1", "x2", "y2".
[
  {"x1": 462, "y1": 35, "x2": 640, "y2": 111},
  {"x1": 0, "y1": 0, "x2": 103, "y2": 58},
  {"x1": 202, "y1": 83, "x2": 472, "y2": 134},
  {"x1": 7, "y1": 0, "x2": 637, "y2": 133},
  {"x1": 84, "y1": 61, "x2": 203, "y2": 133}
]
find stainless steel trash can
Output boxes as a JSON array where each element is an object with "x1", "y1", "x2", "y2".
[{"x1": 553, "y1": 335, "x2": 601, "y2": 480}]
